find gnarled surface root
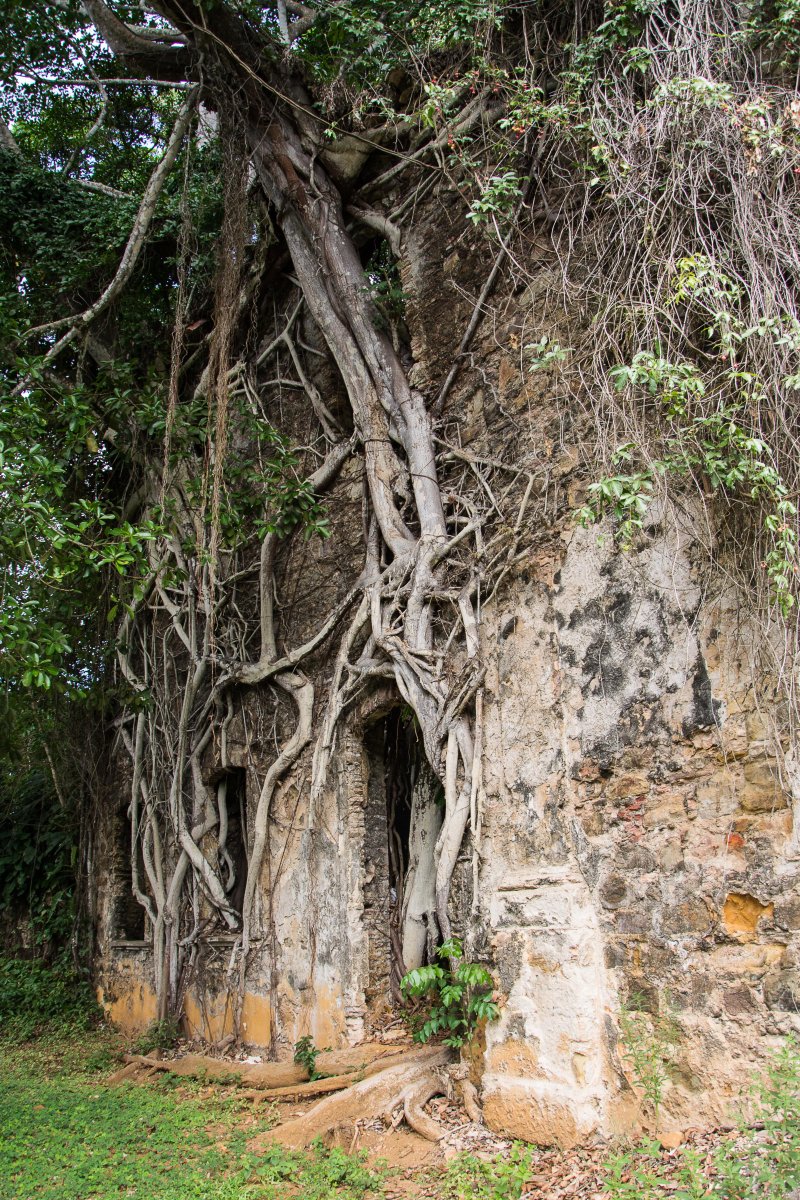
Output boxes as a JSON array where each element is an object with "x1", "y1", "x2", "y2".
[{"x1": 262, "y1": 1046, "x2": 452, "y2": 1148}]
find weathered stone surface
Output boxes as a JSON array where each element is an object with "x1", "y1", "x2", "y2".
[
  {"x1": 764, "y1": 968, "x2": 800, "y2": 1012},
  {"x1": 482, "y1": 1081, "x2": 587, "y2": 1147},
  {"x1": 723, "y1": 987, "x2": 756, "y2": 1016},
  {"x1": 739, "y1": 757, "x2": 790, "y2": 812},
  {"x1": 722, "y1": 893, "x2": 774, "y2": 938},
  {"x1": 661, "y1": 897, "x2": 714, "y2": 937},
  {"x1": 775, "y1": 896, "x2": 800, "y2": 930},
  {"x1": 487, "y1": 1037, "x2": 541, "y2": 1077},
  {"x1": 600, "y1": 874, "x2": 628, "y2": 909}
]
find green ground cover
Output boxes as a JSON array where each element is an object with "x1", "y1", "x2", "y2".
[
  {"x1": 2, "y1": 1013, "x2": 798, "y2": 1200},
  {"x1": 0, "y1": 1033, "x2": 383, "y2": 1200}
]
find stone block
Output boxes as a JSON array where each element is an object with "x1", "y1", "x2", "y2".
[
  {"x1": 695, "y1": 771, "x2": 739, "y2": 819},
  {"x1": 616, "y1": 910, "x2": 654, "y2": 935},
  {"x1": 702, "y1": 943, "x2": 785, "y2": 978},
  {"x1": 745, "y1": 711, "x2": 769, "y2": 744},
  {"x1": 579, "y1": 807, "x2": 606, "y2": 837},
  {"x1": 617, "y1": 843, "x2": 657, "y2": 872},
  {"x1": 775, "y1": 897, "x2": 800, "y2": 931},
  {"x1": 572, "y1": 758, "x2": 602, "y2": 782},
  {"x1": 600, "y1": 873, "x2": 627, "y2": 909},
  {"x1": 605, "y1": 774, "x2": 649, "y2": 802},
  {"x1": 604, "y1": 943, "x2": 626, "y2": 969},
  {"x1": 740, "y1": 757, "x2": 789, "y2": 813},
  {"x1": 492, "y1": 931, "x2": 524, "y2": 992},
  {"x1": 643, "y1": 796, "x2": 686, "y2": 830},
  {"x1": 482, "y1": 1078, "x2": 597, "y2": 1147},
  {"x1": 722, "y1": 892, "x2": 774, "y2": 939},
  {"x1": 660, "y1": 896, "x2": 714, "y2": 936},
  {"x1": 764, "y1": 967, "x2": 800, "y2": 1012},
  {"x1": 659, "y1": 842, "x2": 684, "y2": 872},
  {"x1": 722, "y1": 986, "x2": 756, "y2": 1016}
]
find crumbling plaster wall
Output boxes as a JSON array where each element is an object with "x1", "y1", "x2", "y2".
[
  {"x1": 394, "y1": 187, "x2": 800, "y2": 1142},
  {"x1": 477, "y1": 511, "x2": 800, "y2": 1143}
]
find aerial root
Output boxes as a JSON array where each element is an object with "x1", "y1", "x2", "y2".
[
  {"x1": 117, "y1": 1042, "x2": 485, "y2": 1138},
  {"x1": 457, "y1": 1077, "x2": 483, "y2": 1125}
]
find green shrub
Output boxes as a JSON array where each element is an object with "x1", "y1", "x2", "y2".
[
  {"x1": 604, "y1": 1137, "x2": 706, "y2": 1200},
  {"x1": 715, "y1": 1036, "x2": 800, "y2": 1199},
  {"x1": 0, "y1": 955, "x2": 100, "y2": 1041},
  {"x1": 294, "y1": 1034, "x2": 324, "y2": 1080},
  {"x1": 132, "y1": 1016, "x2": 180, "y2": 1055},
  {"x1": 618, "y1": 991, "x2": 679, "y2": 1126},
  {"x1": 82, "y1": 1044, "x2": 117, "y2": 1073},
  {"x1": 400, "y1": 937, "x2": 499, "y2": 1048},
  {"x1": 440, "y1": 1143, "x2": 534, "y2": 1199},
  {"x1": 302, "y1": 1141, "x2": 384, "y2": 1198},
  {"x1": 0, "y1": 764, "x2": 77, "y2": 950}
]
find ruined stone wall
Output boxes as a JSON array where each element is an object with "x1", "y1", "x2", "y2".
[
  {"x1": 476, "y1": 521, "x2": 800, "y2": 1144},
  {"x1": 94, "y1": 750, "x2": 160, "y2": 1033},
  {"x1": 399, "y1": 187, "x2": 800, "y2": 1142},
  {"x1": 95, "y1": 179, "x2": 800, "y2": 1143}
]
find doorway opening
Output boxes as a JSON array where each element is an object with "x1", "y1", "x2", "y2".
[
  {"x1": 215, "y1": 768, "x2": 248, "y2": 919},
  {"x1": 362, "y1": 708, "x2": 443, "y2": 1007}
]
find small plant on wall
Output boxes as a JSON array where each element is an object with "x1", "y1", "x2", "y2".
[
  {"x1": 604, "y1": 1037, "x2": 800, "y2": 1199},
  {"x1": 294, "y1": 1034, "x2": 325, "y2": 1081},
  {"x1": 133, "y1": 1016, "x2": 180, "y2": 1056},
  {"x1": 618, "y1": 991, "x2": 679, "y2": 1127},
  {"x1": 400, "y1": 937, "x2": 499, "y2": 1048}
]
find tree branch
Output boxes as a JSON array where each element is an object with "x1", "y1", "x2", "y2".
[
  {"x1": 20, "y1": 87, "x2": 198, "y2": 372},
  {"x1": 276, "y1": 0, "x2": 291, "y2": 44},
  {"x1": 75, "y1": 178, "x2": 134, "y2": 200},
  {"x1": 81, "y1": 0, "x2": 189, "y2": 76},
  {"x1": 0, "y1": 115, "x2": 21, "y2": 155},
  {"x1": 63, "y1": 60, "x2": 109, "y2": 177}
]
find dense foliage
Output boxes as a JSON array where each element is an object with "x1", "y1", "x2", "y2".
[
  {"x1": 400, "y1": 937, "x2": 499, "y2": 1048},
  {"x1": 0, "y1": 687, "x2": 101, "y2": 958},
  {"x1": 0, "y1": 957, "x2": 99, "y2": 1040},
  {"x1": 1, "y1": 1, "x2": 796, "y2": 681},
  {"x1": 0, "y1": 765, "x2": 73, "y2": 947}
]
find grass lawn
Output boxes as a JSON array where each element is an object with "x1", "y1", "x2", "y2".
[
  {"x1": 4, "y1": 1024, "x2": 799, "y2": 1200},
  {"x1": 0, "y1": 1032, "x2": 384, "y2": 1200}
]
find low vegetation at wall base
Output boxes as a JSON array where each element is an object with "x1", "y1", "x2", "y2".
[{"x1": 0, "y1": 956, "x2": 100, "y2": 1042}]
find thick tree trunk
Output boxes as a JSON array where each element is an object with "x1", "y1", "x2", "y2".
[
  {"x1": 261, "y1": 1045, "x2": 451, "y2": 1148},
  {"x1": 245, "y1": 110, "x2": 479, "y2": 940}
]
